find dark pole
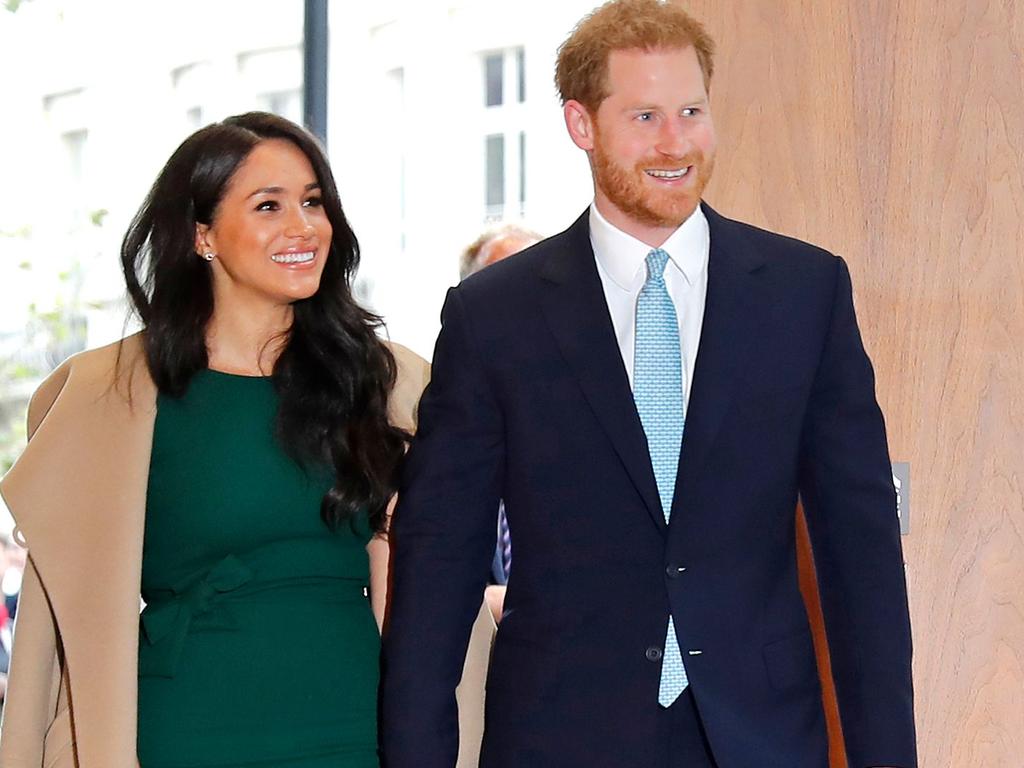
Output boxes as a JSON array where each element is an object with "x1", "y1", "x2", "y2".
[{"x1": 303, "y1": 0, "x2": 329, "y2": 146}]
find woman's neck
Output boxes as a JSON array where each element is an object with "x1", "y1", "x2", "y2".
[{"x1": 205, "y1": 302, "x2": 293, "y2": 376}]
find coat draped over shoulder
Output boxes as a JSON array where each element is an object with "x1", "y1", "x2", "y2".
[{"x1": 0, "y1": 334, "x2": 440, "y2": 768}]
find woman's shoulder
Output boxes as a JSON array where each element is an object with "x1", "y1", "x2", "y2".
[
  {"x1": 26, "y1": 334, "x2": 149, "y2": 438},
  {"x1": 383, "y1": 340, "x2": 430, "y2": 434}
]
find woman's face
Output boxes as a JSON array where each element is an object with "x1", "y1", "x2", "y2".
[{"x1": 197, "y1": 138, "x2": 332, "y2": 312}]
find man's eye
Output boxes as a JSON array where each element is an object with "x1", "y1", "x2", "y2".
[
  {"x1": 637, "y1": 112, "x2": 653, "y2": 122},
  {"x1": 682, "y1": 107, "x2": 700, "y2": 117}
]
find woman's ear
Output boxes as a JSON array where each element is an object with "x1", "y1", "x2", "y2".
[{"x1": 195, "y1": 222, "x2": 214, "y2": 257}]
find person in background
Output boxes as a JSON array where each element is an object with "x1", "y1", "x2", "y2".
[
  {"x1": 0, "y1": 533, "x2": 22, "y2": 704},
  {"x1": 0, "y1": 537, "x2": 24, "y2": 628},
  {"x1": 381, "y1": 1, "x2": 915, "y2": 767},
  {"x1": 459, "y1": 224, "x2": 542, "y2": 625},
  {"x1": 0, "y1": 112, "x2": 429, "y2": 767},
  {"x1": 459, "y1": 225, "x2": 542, "y2": 281}
]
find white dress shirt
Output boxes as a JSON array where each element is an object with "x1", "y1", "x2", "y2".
[{"x1": 589, "y1": 203, "x2": 710, "y2": 412}]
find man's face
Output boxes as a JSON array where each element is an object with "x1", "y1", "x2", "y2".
[{"x1": 571, "y1": 46, "x2": 716, "y2": 245}]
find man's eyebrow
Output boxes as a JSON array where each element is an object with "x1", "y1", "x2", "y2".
[
  {"x1": 246, "y1": 182, "x2": 321, "y2": 199},
  {"x1": 627, "y1": 96, "x2": 709, "y2": 110}
]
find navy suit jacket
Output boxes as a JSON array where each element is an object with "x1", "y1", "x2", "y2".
[{"x1": 381, "y1": 205, "x2": 916, "y2": 768}]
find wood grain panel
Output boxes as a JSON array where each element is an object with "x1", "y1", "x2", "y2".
[{"x1": 683, "y1": 1, "x2": 1024, "y2": 765}]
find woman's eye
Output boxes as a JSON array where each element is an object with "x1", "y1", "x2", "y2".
[
  {"x1": 303, "y1": 196, "x2": 324, "y2": 208},
  {"x1": 255, "y1": 200, "x2": 279, "y2": 212}
]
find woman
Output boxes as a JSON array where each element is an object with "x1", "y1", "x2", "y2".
[{"x1": 0, "y1": 112, "x2": 430, "y2": 767}]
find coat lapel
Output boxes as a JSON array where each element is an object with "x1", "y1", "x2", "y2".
[
  {"x1": 539, "y1": 212, "x2": 666, "y2": 531},
  {"x1": 1, "y1": 335, "x2": 155, "y2": 767},
  {"x1": 671, "y1": 204, "x2": 767, "y2": 515}
]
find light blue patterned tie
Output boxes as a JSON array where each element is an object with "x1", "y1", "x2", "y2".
[{"x1": 633, "y1": 248, "x2": 688, "y2": 707}]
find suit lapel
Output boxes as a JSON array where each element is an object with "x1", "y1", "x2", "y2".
[
  {"x1": 671, "y1": 204, "x2": 767, "y2": 515},
  {"x1": 539, "y1": 212, "x2": 666, "y2": 531}
]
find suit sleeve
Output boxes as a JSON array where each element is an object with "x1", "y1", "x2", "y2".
[
  {"x1": 798, "y1": 257, "x2": 917, "y2": 768},
  {"x1": 381, "y1": 286, "x2": 504, "y2": 768}
]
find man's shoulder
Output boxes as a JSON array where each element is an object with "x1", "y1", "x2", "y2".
[
  {"x1": 706, "y1": 205, "x2": 840, "y2": 274},
  {"x1": 455, "y1": 237, "x2": 563, "y2": 309}
]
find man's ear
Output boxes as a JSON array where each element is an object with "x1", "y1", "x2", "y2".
[
  {"x1": 564, "y1": 99, "x2": 596, "y2": 152},
  {"x1": 195, "y1": 222, "x2": 214, "y2": 256}
]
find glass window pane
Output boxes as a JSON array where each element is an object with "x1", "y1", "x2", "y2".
[
  {"x1": 519, "y1": 131, "x2": 526, "y2": 205},
  {"x1": 62, "y1": 130, "x2": 88, "y2": 183},
  {"x1": 257, "y1": 89, "x2": 302, "y2": 123},
  {"x1": 186, "y1": 107, "x2": 203, "y2": 130},
  {"x1": 484, "y1": 53, "x2": 503, "y2": 107},
  {"x1": 486, "y1": 134, "x2": 505, "y2": 208},
  {"x1": 516, "y1": 47, "x2": 526, "y2": 103}
]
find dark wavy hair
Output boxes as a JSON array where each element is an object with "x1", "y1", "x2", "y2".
[{"x1": 121, "y1": 111, "x2": 408, "y2": 532}]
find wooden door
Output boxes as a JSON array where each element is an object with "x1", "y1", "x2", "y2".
[{"x1": 686, "y1": 1, "x2": 1024, "y2": 765}]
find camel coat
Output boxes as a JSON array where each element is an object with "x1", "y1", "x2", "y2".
[{"x1": 0, "y1": 334, "x2": 494, "y2": 768}]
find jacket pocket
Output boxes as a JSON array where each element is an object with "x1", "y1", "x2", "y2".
[{"x1": 762, "y1": 629, "x2": 818, "y2": 691}]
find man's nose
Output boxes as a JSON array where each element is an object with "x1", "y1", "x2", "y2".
[{"x1": 655, "y1": 118, "x2": 691, "y2": 158}]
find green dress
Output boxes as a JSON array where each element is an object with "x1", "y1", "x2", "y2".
[{"x1": 137, "y1": 370, "x2": 380, "y2": 768}]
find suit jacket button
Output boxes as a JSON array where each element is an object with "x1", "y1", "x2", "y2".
[
  {"x1": 645, "y1": 646, "x2": 663, "y2": 662},
  {"x1": 666, "y1": 564, "x2": 686, "y2": 579}
]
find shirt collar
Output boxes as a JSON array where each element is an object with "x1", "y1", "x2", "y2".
[{"x1": 589, "y1": 202, "x2": 710, "y2": 291}]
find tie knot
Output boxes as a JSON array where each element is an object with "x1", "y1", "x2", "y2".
[{"x1": 645, "y1": 248, "x2": 670, "y2": 282}]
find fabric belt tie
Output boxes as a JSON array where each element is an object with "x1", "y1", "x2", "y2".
[
  {"x1": 139, "y1": 537, "x2": 367, "y2": 678},
  {"x1": 140, "y1": 554, "x2": 253, "y2": 678}
]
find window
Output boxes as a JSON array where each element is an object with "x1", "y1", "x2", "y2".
[
  {"x1": 256, "y1": 90, "x2": 302, "y2": 123},
  {"x1": 482, "y1": 46, "x2": 525, "y2": 109},
  {"x1": 239, "y1": 46, "x2": 303, "y2": 123},
  {"x1": 172, "y1": 62, "x2": 212, "y2": 131},
  {"x1": 385, "y1": 67, "x2": 407, "y2": 248},
  {"x1": 61, "y1": 129, "x2": 88, "y2": 186},
  {"x1": 480, "y1": 46, "x2": 527, "y2": 221},
  {"x1": 186, "y1": 106, "x2": 204, "y2": 130},
  {"x1": 43, "y1": 89, "x2": 89, "y2": 220},
  {"x1": 484, "y1": 53, "x2": 504, "y2": 107},
  {"x1": 485, "y1": 134, "x2": 505, "y2": 214},
  {"x1": 519, "y1": 130, "x2": 526, "y2": 206},
  {"x1": 516, "y1": 47, "x2": 526, "y2": 104}
]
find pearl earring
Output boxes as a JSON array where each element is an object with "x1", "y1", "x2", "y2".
[{"x1": 201, "y1": 252, "x2": 215, "y2": 262}]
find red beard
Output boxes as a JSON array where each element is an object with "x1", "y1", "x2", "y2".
[{"x1": 591, "y1": 131, "x2": 714, "y2": 229}]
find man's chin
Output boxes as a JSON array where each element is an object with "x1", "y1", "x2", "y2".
[{"x1": 641, "y1": 197, "x2": 701, "y2": 229}]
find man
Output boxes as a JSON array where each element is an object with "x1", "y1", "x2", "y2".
[
  {"x1": 460, "y1": 225, "x2": 543, "y2": 281},
  {"x1": 382, "y1": 1, "x2": 916, "y2": 767}
]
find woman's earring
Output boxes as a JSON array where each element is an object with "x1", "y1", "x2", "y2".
[{"x1": 201, "y1": 252, "x2": 215, "y2": 262}]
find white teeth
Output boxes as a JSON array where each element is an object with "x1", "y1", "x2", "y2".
[
  {"x1": 271, "y1": 251, "x2": 315, "y2": 264},
  {"x1": 646, "y1": 168, "x2": 689, "y2": 179}
]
